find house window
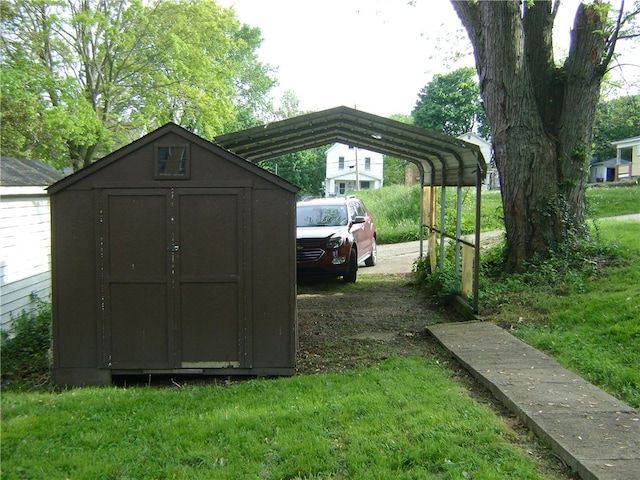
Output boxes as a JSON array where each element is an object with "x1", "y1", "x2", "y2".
[
  {"x1": 364, "y1": 157, "x2": 371, "y2": 170},
  {"x1": 338, "y1": 156, "x2": 345, "y2": 170},
  {"x1": 360, "y1": 181, "x2": 371, "y2": 190},
  {"x1": 156, "y1": 144, "x2": 190, "y2": 178},
  {"x1": 339, "y1": 183, "x2": 346, "y2": 194}
]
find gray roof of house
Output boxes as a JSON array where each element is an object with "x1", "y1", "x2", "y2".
[
  {"x1": 591, "y1": 158, "x2": 631, "y2": 168},
  {"x1": 0, "y1": 157, "x2": 64, "y2": 186}
]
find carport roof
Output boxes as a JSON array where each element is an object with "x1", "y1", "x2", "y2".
[{"x1": 215, "y1": 106, "x2": 486, "y2": 187}]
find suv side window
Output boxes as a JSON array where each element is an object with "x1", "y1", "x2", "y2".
[
  {"x1": 348, "y1": 202, "x2": 359, "y2": 220},
  {"x1": 353, "y1": 202, "x2": 365, "y2": 217}
]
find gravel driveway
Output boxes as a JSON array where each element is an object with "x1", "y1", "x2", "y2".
[{"x1": 359, "y1": 241, "x2": 421, "y2": 275}]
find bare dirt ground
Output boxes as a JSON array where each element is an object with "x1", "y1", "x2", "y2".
[
  {"x1": 296, "y1": 273, "x2": 443, "y2": 375},
  {"x1": 295, "y1": 252, "x2": 577, "y2": 479}
]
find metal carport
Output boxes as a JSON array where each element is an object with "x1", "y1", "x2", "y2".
[{"x1": 215, "y1": 106, "x2": 486, "y2": 313}]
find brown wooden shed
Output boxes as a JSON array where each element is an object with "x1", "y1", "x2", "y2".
[{"x1": 49, "y1": 123, "x2": 299, "y2": 386}]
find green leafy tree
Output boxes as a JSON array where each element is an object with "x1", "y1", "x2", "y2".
[
  {"x1": 0, "y1": 0, "x2": 275, "y2": 171},
  {"x1": 452, "y1": 1, "x2": 638, "y2": 272},
  {"x1": 592, "y1": 95, "x2": 640, "y2": 160},
  {"x1": 412, "y1": 67, "x2": 489, "y2": 138},
  {"x1": 259, "y1": 148, "x2": 326, "y2": 197},
  {"x1": 255, "y1": 90, "x2": 327, "y2": 196}
]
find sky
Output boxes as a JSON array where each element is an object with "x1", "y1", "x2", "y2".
[{"x1": 218, "y1": 0, "x2": 636, "y2": 118}]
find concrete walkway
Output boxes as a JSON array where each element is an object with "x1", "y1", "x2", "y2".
[{"x1": 427, "y1": 322, "x2": 640, "y2": 480}]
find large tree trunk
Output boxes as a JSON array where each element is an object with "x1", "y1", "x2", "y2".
[{"x1": 451, "y1": 0, "x2": 612, "y2": 272}]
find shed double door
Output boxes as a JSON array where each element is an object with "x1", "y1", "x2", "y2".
[{"x1": 100, "y1": 188, "x2": 249, "y2": 370}]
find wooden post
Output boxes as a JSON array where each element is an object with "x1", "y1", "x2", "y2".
[
  {"x1": 429, "y1": 232, "x2": 437, "y2": 273},
  {"x1": 422, "y1": 186, "x2": 437, "y2": 227},
  {"x1": 462, "y1": 244, "x2": 474, "y2": 298}
]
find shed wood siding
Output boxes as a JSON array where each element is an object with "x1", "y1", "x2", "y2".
[
  {"x1": 50, "y1": 123, "x2": 298, "y2": 386},
  {"x1": 51, "y1": 191, "x2": 97, "y2": 369}
]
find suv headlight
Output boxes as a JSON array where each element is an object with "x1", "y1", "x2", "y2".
[{"x1": 326, "y1": 236, "x2": 344, "y2": 249}]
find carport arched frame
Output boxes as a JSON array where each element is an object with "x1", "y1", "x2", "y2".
[{"x1": 215, "y1": 106, "x2": 486, "y2": 313}]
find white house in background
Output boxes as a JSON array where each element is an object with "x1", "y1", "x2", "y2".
[
  {"x1": 324, "y1": 143, "x2": 384, "y2": 197},
  {"x1": 0, "y1": 157, "x2": 64, "y2": 330},
  {"x1": 458, "y1": 132, "x2": 497, "y2": 190}
]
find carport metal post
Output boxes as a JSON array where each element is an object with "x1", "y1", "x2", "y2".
[
  {"x1": 473, "y1": 154, "x2": 483, "y2": 312},
  {"x1": 439, "y1": 179, "x2": 447, "y2": 272},
  {"x1": 455, "y1": 179, "x2": 463, "y2": 279},
  {"x1": 418, "y1": 162, "x2": 426, "y2": 257}
]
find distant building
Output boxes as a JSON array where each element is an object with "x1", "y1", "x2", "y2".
[
  {"x1": 589, "y1": 158, "x2": 632, "y2": 183},
  {"x1": 589, "y1": 136, "x2": 640, "y2": 183},
  {"x1": 458, "y1": 132, "x2": 496, "y2": 190},
  {"x1": 406, "y1": 133, "x2": 495, "y2": 189},
  {"x1": 324, "y1": 143, "x2": 383, "y2": 197},
  {"x1": 0, "y1": 157, "x2": 64, "y2": 330}
]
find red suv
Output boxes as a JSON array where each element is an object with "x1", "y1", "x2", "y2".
[{"x1": 296, "y1": 196, "x2": 377, "y2": 282}]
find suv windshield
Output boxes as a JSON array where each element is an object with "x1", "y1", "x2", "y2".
[{"x1": 297, "y1": 205, "x2": 348, "y2": 227}]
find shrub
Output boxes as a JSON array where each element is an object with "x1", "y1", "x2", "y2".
[
  {"x1": 413, "y1": 245, "x2": 461, "y2": 307},
  {"x1": 1, "y1": 296, "x2": 52, "y2": 387},
  {"x1": 476, "y1": 229, "x2": 622, "y2": 317}
]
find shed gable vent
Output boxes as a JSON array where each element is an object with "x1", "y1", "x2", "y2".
[{"x1": 155, "y1": 144, "x2": 190, "y2": 178}]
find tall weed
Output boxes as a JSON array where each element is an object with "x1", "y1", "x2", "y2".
[
  {"x1": 356, "y1": 185, "x2": 421, "y2": 243},
  {"x1": 356, "y1": 183, "x2": 638, "y2": 245}
]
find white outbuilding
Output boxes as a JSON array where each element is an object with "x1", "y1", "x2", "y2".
[{"x1": 0, "y1": 157, "x2": 63, "y2": 330}]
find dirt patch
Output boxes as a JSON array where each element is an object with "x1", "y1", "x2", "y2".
[{"x1": 296, "y1": 274, "x2": 449, "y2": 375}]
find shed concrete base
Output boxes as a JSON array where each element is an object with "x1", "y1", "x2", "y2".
[{"x1": 54, "y1": 366, "x2": 296, "y2": 386}]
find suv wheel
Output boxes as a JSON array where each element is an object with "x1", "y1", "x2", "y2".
[
  {"x1": 343, "y1": 248, "x2": 358, "y2": 283},
  {"x1": 364, "y1": 237, "x2": 377, "y2": 267}
]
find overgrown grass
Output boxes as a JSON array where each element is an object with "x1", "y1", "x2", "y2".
[
  {"x1": 355, "y1": 184, "x2": 422, "y2": 243},
  {"x1": 1, "y1": 356, "x2": 557, "y2": 479},
  {"x1": 357, "y1": 185, "x2": 505, "y2": 242},
  {"x1": 356, "y1": 183, "x2": 639, "y2": 242}
]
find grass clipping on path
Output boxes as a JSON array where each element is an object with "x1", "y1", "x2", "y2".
[{"x1": 2, "y1": 357, "x2": 549, "y2": 479}]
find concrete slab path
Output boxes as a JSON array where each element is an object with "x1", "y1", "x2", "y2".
[{"x1": 427, "y1": 322, "x2": 640, "y2": 480}]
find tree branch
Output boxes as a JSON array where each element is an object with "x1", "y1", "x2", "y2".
[{"x1": 601, "y1": 0, "x2": 625, "y2": 72}]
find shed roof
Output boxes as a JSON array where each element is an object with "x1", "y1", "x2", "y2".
[
  {"x1": 1, "y1": 157, "x2": 64, "y2": 186},
  {"x1": 215, "y1": 106, "x2": 486, "y2": 187},
  {"x1": 48, "y1": 123, "x2": 299, "y2": 194}
]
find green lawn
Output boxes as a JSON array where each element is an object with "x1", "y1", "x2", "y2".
[{"x1": 1, "y1": 357, "x2": 556, "y2": 479}]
